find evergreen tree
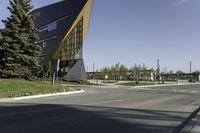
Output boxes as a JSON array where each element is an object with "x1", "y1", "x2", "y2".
[{"x1": 0, "y1": 0, "x2": 41, "y2": 78}]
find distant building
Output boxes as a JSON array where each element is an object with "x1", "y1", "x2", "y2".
[
  {"x1": 139, "y1": 69, "x2": 155, "y2": 81},
  {"x1": 162, "y1": 73, "x2": 200, "y2": 82},
  {"x1": 31, "y1": 0, "x2": 93, "y2": 81},
  {"x1": 87, "y1": 69, "x2": 156, "y2": 81},
  {"x1": 87, "y1": 69, "x2": 200, "y2": 82}
]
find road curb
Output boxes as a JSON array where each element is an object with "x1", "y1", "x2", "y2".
[
  {"x1": 132, "y1": 83, "x2": 200, "y2": 88},
  {"x1": 0, "y1": 89, "x2": 84, "y2": 101}
]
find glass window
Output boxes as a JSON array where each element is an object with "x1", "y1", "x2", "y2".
[
  {"x1": 42, "y1": 41, "x2": 47, "y2": 48},
  {"x1": 39, "y1": 26, "x2": 48, "y2": 32},
  {"x1": 39, "y1": 22, "x2": 57, "y2": 32},
  {"x1": 63, "y1": 17, "x2": 83, "y2": 61},
  {"x1": 48, "y1": 22, "x2": 57, "y2": 31}
]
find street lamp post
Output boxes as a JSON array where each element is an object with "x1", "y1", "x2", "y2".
[
  {"x1": 93, "y1": 63, "x2": 95, "y2": 79},
  {"x1": 157, "y1": 59, "x2": 160, "y2": 84},
  {"x1": 190, "y1": 61, "x2": 192, "y2": 82}
]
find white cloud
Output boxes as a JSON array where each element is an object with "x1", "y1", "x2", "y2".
[{"x1": 173, "y1": 0, "x2": 192, "y2": 6}]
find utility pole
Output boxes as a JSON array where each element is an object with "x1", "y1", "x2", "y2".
[
  {"x1": 96, "y1": 69, "x2": 99, "y2": 85},
  {"x1": 163, "y1": 67, "x2": 167, "y2": 83},
  {"x1": 164, "y1": 67, "x2": 167, "y2": 74},
  {"x1": 190, "y1": 61, "x2": 192, "y2": 81},
  {"x1": 157, "y1": 59, "x2": 160, "y2": 83},
  {"x1": 93, "y1": 63, "x2": 95, "y2": 79},
  {"x1": 164, "y1": 67, "x2": 167, "y2": 79},
  {"x1": 157, "y1": 59, "x2": 160, "y2": 71}
]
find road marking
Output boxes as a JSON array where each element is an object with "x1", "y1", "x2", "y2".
[
  {"x1": 179, "y1": 90, "x2": 187, "y2": 92},
  {"x1": 190, "y1": 91, "x2": 197, "y2": 93}
]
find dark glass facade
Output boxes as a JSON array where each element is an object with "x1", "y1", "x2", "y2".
[{"x1": 63, "y1": 18, "x2": 83, "y2": 61}]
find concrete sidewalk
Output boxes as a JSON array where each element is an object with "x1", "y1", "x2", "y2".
[
  {"x1": 133, "y1": 82, "x2": 200, "y2": 88},
  {"x1": 88, "y1": 79, "x2": 200, "y2": 88}
]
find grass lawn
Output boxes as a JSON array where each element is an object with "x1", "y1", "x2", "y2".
[
  {"x1": 118, "y1": 82, "x2": 156, "y2": 86},
  {"x1": 0, "y1": 79, "x2": 74, "y2": 98}
]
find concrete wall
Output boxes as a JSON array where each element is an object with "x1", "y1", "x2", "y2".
[{"x1": 64, "y1": 59, "x2": 86, "y2": 81}]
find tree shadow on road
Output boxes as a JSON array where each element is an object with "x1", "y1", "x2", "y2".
[{"x1": 0, "y1": 103, "x2": 195, "y2": 133}]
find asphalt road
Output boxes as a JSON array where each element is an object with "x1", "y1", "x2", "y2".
[{"x1": 0, "y1": 84, "x2": 200, "y2": 133}]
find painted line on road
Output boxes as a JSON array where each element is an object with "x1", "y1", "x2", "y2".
[
  {"x1": 179, "y1": 90, "x2": 187, "y2": 92},
  {"x1": 190, "y1": 91, "x2": 198, "y2": 93}
]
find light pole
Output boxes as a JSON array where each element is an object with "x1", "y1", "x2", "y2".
[
  {"x1": 190, "y1": 61, "x2": 192, "y2": 81},
  {"x1": 190, "y1": 61, "x2": 192, "y2": 74},
  {"x1": 93, "y1": 63, "x2": 95, "y2": 79},
  {"x1": 157, "y1": 59, "x2": 160, "y2": 84}
]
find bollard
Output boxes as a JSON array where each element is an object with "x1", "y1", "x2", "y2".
[{"x1": 52, "y1": 72, "x2": 55, "y2": 85}]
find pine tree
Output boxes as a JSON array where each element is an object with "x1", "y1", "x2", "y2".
[{"x1": 0, "y1": 0, "x2": 41, "y2": 78}]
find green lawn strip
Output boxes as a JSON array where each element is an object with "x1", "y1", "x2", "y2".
[
  {"x1": 118, "y1": 82, "x2": 156, "y2": 86},
  {"x1": 0, "y1": 79, "x2": 73, "y2": 98}
]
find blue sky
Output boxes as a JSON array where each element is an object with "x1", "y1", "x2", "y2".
[{"x1": 0, "y1": 0, "x2": 200, "y2": 72}]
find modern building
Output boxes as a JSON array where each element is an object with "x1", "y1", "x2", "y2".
[{"x1": 31, "y1": 0, "x2": 93, "y2": 81}]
